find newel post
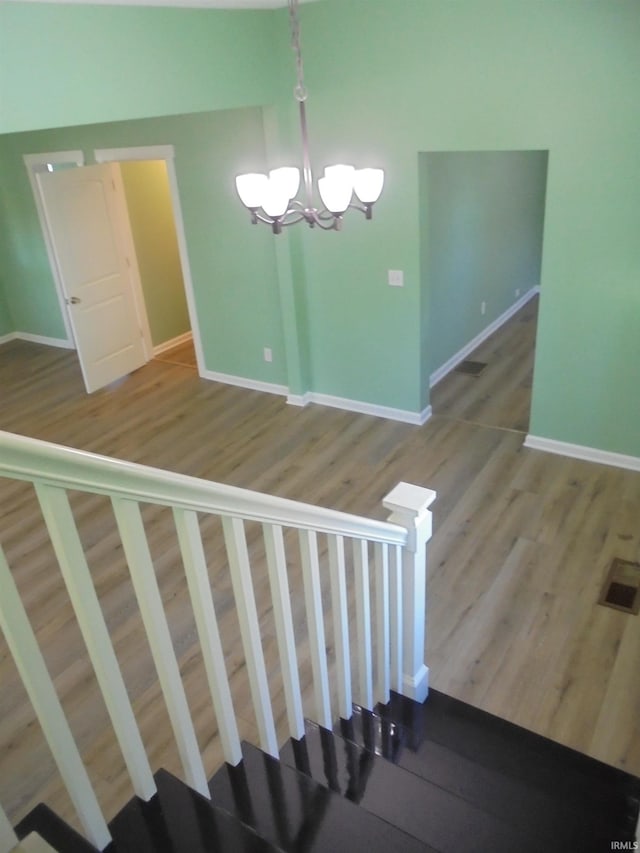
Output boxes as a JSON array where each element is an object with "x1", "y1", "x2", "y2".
[{"x1": 383, "y1": 482, "x2": 437, "y2": 704}]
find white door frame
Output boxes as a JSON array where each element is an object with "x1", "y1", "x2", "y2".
[
  {"x1": 24, "y1": 151, "x2": 154, "y2": 361},
  {"x1": 94, "y1": 145, "x2": 204, "y2": 377}
]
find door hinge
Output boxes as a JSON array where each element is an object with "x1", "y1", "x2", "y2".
[{"x1": 125, "y1": 257, "x2": 131, "y2": 268}]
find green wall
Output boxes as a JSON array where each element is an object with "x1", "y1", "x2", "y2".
[
  {"x1": 120, "y1": 160, "x2": 190, "y2": 348},
  {"x1": 0, "y1": 3, "x2": 279, "y2": 133},
  {"x1": 0, "y1": 278, "x2": 13, "y2": 337},
  {"x1": 284, "y1": 0, "x2": 640, "y2": 455},
  {"x1": 1, "y1": 0, "x2": 639, "y2": 458},
  {"x1": 424, "y1": 150, "x2": 548, "y2": 373},
  {"x1": 0, "y1": 109, "x2": 287, "y2": 384}
]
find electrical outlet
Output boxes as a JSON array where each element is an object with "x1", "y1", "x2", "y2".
[
  {"x1": 388, "y1": 270, "x2": 404, "y2": 287},
  {"x1": 515, "y1": 288, "x2": 521, "y2": 298},
  {"x1": 263, "y1": 347, "x2": 273, "y2": 363},
  {"x1": 481, "y1": 301, "x2": 486, "y2": 315}
]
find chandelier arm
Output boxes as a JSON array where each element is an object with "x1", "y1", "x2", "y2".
[
  {"x1": 314, "y1": 217, "x2": 341, "y2": 231},
  {"x1": 252, "y1": 211, "x2": 278, "y2": 226},
  {"x1": 281, "y1": 210, "x2": 307, "y2": 226},
  {"x1": 348, "y1": 201, "x2": 374, "y2": 220}
]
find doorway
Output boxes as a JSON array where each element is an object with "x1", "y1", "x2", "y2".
[
  {"x1": 420, "y1": 149, "x2": 549, "y2": 433},
  {"x1": 24, "y1": 144, "x2": 203, "y2": 392}
]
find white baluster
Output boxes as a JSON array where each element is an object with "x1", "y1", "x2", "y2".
[
  {"x1": 35, "y1": 485, "x2": 156, "y2": 802},
  {"x1": 298, "y1": 529, "x2": 332, "y2": 729},
  {"x1": 353, "y1": 539, "x2": 373, "y2": 710},
  {"x1": 0, "y1": 546, "x2": 111, "y2": 851},
  {"x1": 383, "y1": 483, "x2": 437, "y2": 703},
  {"x1": 0, "y1": 800, "x2": 18, "y2": 853},
  {"x1": 374, "y1": 542, "x2": 390, "y2": 706},
  {"x1": 173, "y1": 508, "x2": 242, "y2": 766},
  {"x1": 262, "y1": 523, "x2": 305, "y2": 741},
  {"x1": 389, "y1": 544, "x2": 403, "y2": 694},
  {"x1": 222, "y1": 515, "x2": 278, "y2": 757},
  {"x1": 112, "y1": 497, "x2": 209, "y2": 797},
  {"x1": 327, "y1": 534, "x2": 352, "y2": 720}
]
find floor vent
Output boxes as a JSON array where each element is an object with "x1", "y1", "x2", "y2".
[
  {"x1": 455, "y1": 360, "x2": 488, "y2": 377},
  {"x1": 599, "y1": 558, "x2": 640, "y2": 614}
]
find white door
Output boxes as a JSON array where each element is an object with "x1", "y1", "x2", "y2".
[{"x1": 37, "y1": 163, "x2": 147, "y2": 393}]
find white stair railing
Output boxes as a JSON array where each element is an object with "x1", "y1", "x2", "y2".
[
  {"x1": 0, "y1": 801, "x2": 18, "y2": 853},
  {"x1": 0, "y1": 430, "x2": 436, "y2": 851}
]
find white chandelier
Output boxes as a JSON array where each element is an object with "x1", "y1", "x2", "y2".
[{"x1": 235, "y1": 0, "x2": 384, "y2": 234}]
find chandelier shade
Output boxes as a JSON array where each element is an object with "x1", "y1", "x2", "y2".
[
  {"x1": 269, "y1": 167, "x2": 301, "y2": 202},
  {"x1": 235, "y1": 0, "x2": 384, "y2": 234},
  {"x1": 318, "y1": 166, "x2": 354, "y2": 214},
  {"x1": 353, "y1": 168, "x2": 385, "y2": 205},
  {"x1": 235, "y1": 173, "x2": 269, "y2": 210}
]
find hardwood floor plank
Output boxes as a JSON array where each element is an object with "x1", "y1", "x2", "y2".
[{"x1": 1, "y1": 297, "x2": 639, "y2": 833}]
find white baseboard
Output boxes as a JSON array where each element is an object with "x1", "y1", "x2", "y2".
[
  {"x1": 153, "y1": 330, "x2": 193, "y2": 357},
  {"x1": 288, "y1": 391, "x2": 432, "y2": 426},
  {"x1": 524, "y1": 434, "x2": 640, "y2": 473},
  {"x1": 1, "y1": 331, "x2": 74, "y2": 349},
  {"x1": 203, "y1": 371, "x2": 431, "y2": 425},
  {"x1": 430, "y1": 286, "x2": 540, "y2": 387},
  {"x1": 287, "y1": 393, "x2": 312, "y2": 407},
  {"x1": 201, "y1": 368, "x2": 289, "y2": 397}
]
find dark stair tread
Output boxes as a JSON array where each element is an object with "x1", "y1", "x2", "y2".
[
  {"x1": 16, "y1": 803, "x2": 99, "y2": 853},
  {"x1": 338, "y1": 707, "x2": 638, "y2": 844},
  {"x1": 354, "y1": 689, "x2": 639, "y2": 834},
  {"x1": 209, "y1": 740, "x2": 436, "y2": 853},
  {"x1": 387, "y1": 689, "x2": 640, "y2": 798},
  {"x1": 106, "y1": 768, "x2": 280, "y2": 852},
  {"x1": 282, "y1": 719, "x2": 596, "y2": 853}
]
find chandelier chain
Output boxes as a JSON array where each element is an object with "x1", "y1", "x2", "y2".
[{"x1": 289, "y1": 0, "x2": 307, "y2": 102}]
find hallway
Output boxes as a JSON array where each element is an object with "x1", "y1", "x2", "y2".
[{"x1": 430, "y1": 295, "x2": 538, "y2": 433}]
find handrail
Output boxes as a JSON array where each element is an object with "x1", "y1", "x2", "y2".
[{"x1": 0, "y1": 431, "x2": 407, "y2": 546}]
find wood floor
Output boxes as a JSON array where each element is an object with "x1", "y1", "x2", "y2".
[
  {"x1": 153, "y1": 338, "x2": 197, "y2": 370},
  {"x1": 1, "y1": 295, "x2": 639, "y2": 833}
]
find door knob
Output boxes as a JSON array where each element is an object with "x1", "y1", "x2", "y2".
[{"x1": 66, "y1": 296, "x2": 81, "y2": 305}]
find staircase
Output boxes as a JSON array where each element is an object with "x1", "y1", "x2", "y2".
[
  {"x1": 1, "y1": 430, "x2": 639, "y2": 853},
  {"x1": 14, "y1": 689, "x2": 640, "y2": 852}
]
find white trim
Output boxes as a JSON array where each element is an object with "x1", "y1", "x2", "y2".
[
  {"x1": 5, "y1": 332, "x2": 75, "y2": 349},
  {"x1": 430, "y1": 286, "x2": 540, "y2": 387},
  {"x1": 153, "y1": 331, "x2": 194, "y2": 357},
  {"x1": 290, "y1": 392, "x2": 432, "y2": 426},
  {"x1": 402, "y1": 664, "x2": 430, "y2": 704},
  {"x1": 286, "y1": 392, "x2": 312, "y2": 407},
  {"x1": 23, "y1": 150, "x2": 84, "y2": 346},
  {"x1": 95, "y1": 146, "x2": 204, "y2": 380},
  {"x1": 201, "y1": 368, "x2": 289, "y2": 397},
  {"x1": 524, "y1": 435, "x2": 640, "y2": 473},
  {"x1": 94, "y1": 145, "x2": 176, "y2": 164}
]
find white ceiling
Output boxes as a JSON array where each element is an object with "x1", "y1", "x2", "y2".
[{"x1": 6, "y1": 0, "x2": 320, "y2": 7}]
